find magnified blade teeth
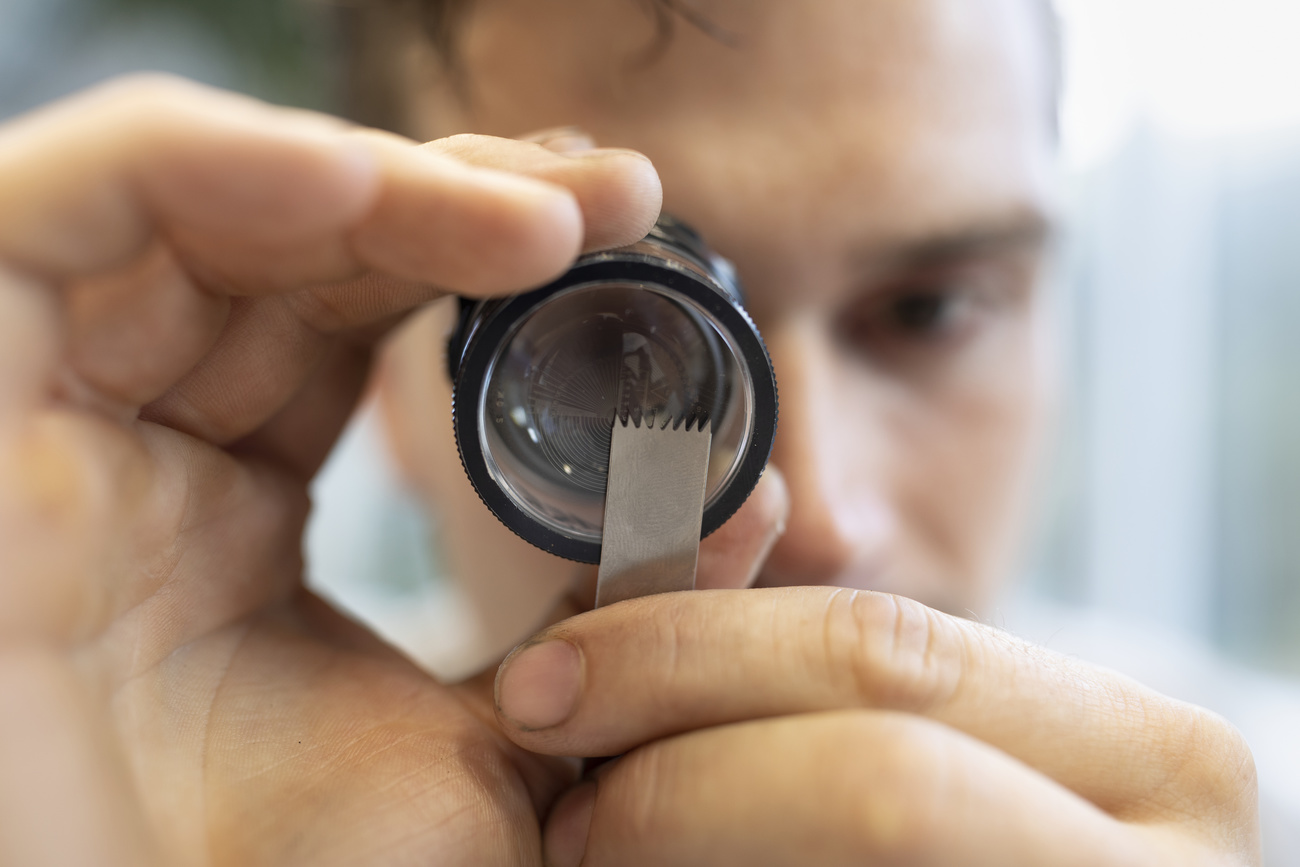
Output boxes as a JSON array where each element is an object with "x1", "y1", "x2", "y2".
[
  {"x1": 598, "y1": 402, "x2": 713, "y2": 607},
  {"x1": 683, "y1": 410, "x2": 710, "y2": 432},
  {"x1": 612, "y1": 406, "x2": 710, "y2": 432}
]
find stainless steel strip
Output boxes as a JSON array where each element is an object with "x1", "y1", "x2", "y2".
[{"x1": 595, "y1": 419, "x2": 712, "y2": 608}]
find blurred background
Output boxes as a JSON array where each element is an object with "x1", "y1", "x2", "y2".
[
  {"x1": 5, "y1": 0, "x2": 1294, "y2": 671},
  {"x1": 1032, "y1": 0, "x2": 1300, "y2": 679},
  {"x1": 6, "y1": 0, "x2": 1300, "y2": 730},
  {"x1": 1, "y1": 0, "x2": 336, "y2": 115},
  {"x1": 3, "y1": 0, "x2": 1298, "y2": 854}
]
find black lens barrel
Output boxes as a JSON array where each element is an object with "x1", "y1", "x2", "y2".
[{"x1": 448, "y1": 215, "x2": 778, "y2": 563}]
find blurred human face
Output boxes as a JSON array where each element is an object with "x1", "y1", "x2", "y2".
[{"x1": 389, "y1": 0, "x2": 1057, "y2": 616}]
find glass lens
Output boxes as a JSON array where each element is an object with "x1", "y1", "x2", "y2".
[{"x1": 480, "y1": 282, "x2": 752, "y2": 542}]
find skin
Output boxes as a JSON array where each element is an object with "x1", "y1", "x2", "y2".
[
  {"x1": 386, "y1": 0, "x2": 1057, "y2": 619},
  {"x1": 381, "y1": 0, "x2": 1261, "y2": 863},
  {"x1": 0, "y1": 77, "x2": 662, "y2": 866},
  {"x1": 0, "y1": 1, "x2": 1260, "y2": 866}
]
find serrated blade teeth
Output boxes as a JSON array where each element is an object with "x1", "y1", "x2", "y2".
[{"x1": 613, "y1": 406, "x2": 710, "y2": 432}]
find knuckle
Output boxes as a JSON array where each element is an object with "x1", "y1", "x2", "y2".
[
  {"x1": 637, "y1": 597, "x2": 697, "y2": 721},
  {"x1": 101, "y1": 72, "x2": 203, "y2": 104},
  {"x1": 428, "y1": 133, "x2": 556, "y2": 175},
  {"x1": 832, "y1": 713, "x2": 950, "y2": 860},
  {"x1": 831, "y1": 590, "x2": 963, "y2": 712},
  {"x1": 87, "y1": 75, "x2": 284, "y2": 152},
  {"x1": 1118, "y1": 693, "x2": 1260, "y2": 830},
  {"x1": 92, "y1": 73, "x2": 211, "y2": 125},
  {"x1": 1168, "y1": 705, "x2": 1258, "y2": 811},
  {"x1": 63, "y1": 75, "x2": 220, "y2": 164},
  {"x1": 599, "y1": 742, "x2": 675, "y2": 843},
  {"x1": 429, "y1": 132, "x2": 499, "y2": 161}
]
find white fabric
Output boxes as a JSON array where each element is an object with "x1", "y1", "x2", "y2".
[
  {"x1": 998, "y1": 596, "x2": 1300, "y2": 866},
  {"x1": 305, "y1": 404, "x2": 489, "y2": 681}
]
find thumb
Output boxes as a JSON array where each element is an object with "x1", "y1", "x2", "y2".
[{"x1": 695, "y1": 466, "x2": 789, "y2": 591}]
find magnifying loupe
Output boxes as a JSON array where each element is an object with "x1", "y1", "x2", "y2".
[{"x1": 448, "y1": 214, "x2": 778, "y2": 563}]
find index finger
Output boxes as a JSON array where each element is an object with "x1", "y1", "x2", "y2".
[
  {"x1": 0, "y1": 76, "x2": 660, "y2": 444},
  {"x1": 0, "y1": 75, "x2": 639, "y2": 293},
  {"x1": 495, "y1": 588, "x2": 1257, "y2": 824}
]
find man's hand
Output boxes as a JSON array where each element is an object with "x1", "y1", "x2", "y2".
[
  {"x1": 0, "y1": 75, "x2": 662, "y2": 866},
  {"x1": 495, "y1": 589, "x2": 1261, "y2": 866}
]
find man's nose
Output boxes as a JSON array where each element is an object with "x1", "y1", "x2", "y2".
[{"x1": 761, "y1": 319, "x2": 897, "y2": 586}]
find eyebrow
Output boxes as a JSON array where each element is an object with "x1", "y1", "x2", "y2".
[{"x1": 863, "y1": 211, "x2": 1057, "y2": 274}]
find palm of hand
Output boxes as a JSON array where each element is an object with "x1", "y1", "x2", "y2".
[{"x1": 3, "y1": 415, "x2": 573, "y2": 867}]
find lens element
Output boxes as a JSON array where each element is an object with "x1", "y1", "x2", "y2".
[
  {"x1": 450, "y1": 215, "x2": 777, "y2": 563},
  {"x1": 481, "y1": 282, "x2": 749, "y2": 542}
]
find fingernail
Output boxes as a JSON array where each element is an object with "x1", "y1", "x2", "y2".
[
  {"x1": 496, "y1": 638, "x2": 583, "y2": 731},
  {"x1": 544, "y1": 783, "x2": 596, "y2": 867}
]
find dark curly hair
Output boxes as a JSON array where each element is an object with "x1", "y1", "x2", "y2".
[
  {"x1": 343, "y1": 0, "x2": 1060, "y2": 135},
  {"x1": 339, "y1": 0, "x2": 739, "y2": 130},
  {"x1": 398, "y1": 0, "x2": 734, "y2": 71}
]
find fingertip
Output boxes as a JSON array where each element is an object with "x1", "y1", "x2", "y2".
[
  {"x1": 518, "y1": 175, "x2": 587, "y2": 285},
  {"x1": 412, "y1": 133, "x2": 659, "y2": 268},
  {"x1": 456, "y1": 168, "x2": 585, "y2": 295},
  {"x1": 495, "y1": 637, "x2": 584, "y2": 732},
  {"x1": 544, "y1": 783, "x2": 596, "y2": 867},
  {"x1": 754, "y1": 465, "x2": 792, "y2": 536},
  {"x1": 350, "y1": 151, "x2": 586, "y2": 297},
  {"x1": 695, "y1": 466, "x2": 790, "y2": 591},
  {"x1": 571, "y1": 149, "x2": 663, "y2": 253}
]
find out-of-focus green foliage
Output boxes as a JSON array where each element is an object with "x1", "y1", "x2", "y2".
[{"x1": 94, "y1": 0, "x2": 339, "y2": 108}]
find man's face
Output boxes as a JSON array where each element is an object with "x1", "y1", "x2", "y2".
[{"x1": 393, "y1": 0, "x2": 1058, "y2": 615}]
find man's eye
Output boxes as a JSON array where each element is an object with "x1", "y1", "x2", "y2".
[
  {"x1": 836, "y1": 282, "x2": 990, "y2": 367},
  {"x1": 887, "y1": 291, "x2": 966, "y2": 336},
  {"x1": 872, "y1": 285, "x2": 980, "y2": 344},
  {"x1": 834, "y1": 254, "x2": 1039, "y2": 371}
]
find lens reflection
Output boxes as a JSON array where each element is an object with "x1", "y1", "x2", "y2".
[{"x1": 480, "y1": 282, "x2": 750, "y2": 541}]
